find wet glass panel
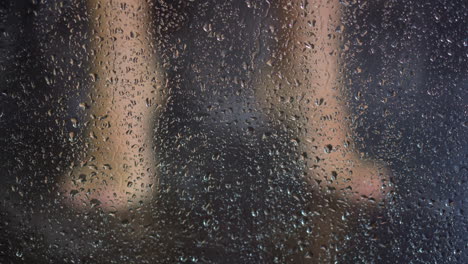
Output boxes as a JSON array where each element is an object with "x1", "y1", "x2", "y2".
[{"x1": 0, "y1": 0, "x2": 466, "y2": 263}]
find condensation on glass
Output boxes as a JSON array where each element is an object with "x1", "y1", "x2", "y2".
[{"x1": 0, "y1": 0, "x2": 466, "y2": 263}]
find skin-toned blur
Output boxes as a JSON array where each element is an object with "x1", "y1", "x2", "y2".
[
  {"x1": 257, "y1": 0, "x2": 391, "y2": 203},
  {"x1": 60, "y1": 0, "x2": 163, "y2": 212}
]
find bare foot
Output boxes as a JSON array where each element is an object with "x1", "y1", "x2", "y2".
[{"x1": 309, "y1": 146, "x2": 391, "y2": 204}]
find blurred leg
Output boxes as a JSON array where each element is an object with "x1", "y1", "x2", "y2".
[
  {"x1": 299, "y1": 1, "x2": 390, "y2": 203},
  {"x1": 259, "y1": 0, "x2": 391, "y2": 203},
  {"x1": 61, "y1": 0, "x2": 162, "y2": 212}
]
